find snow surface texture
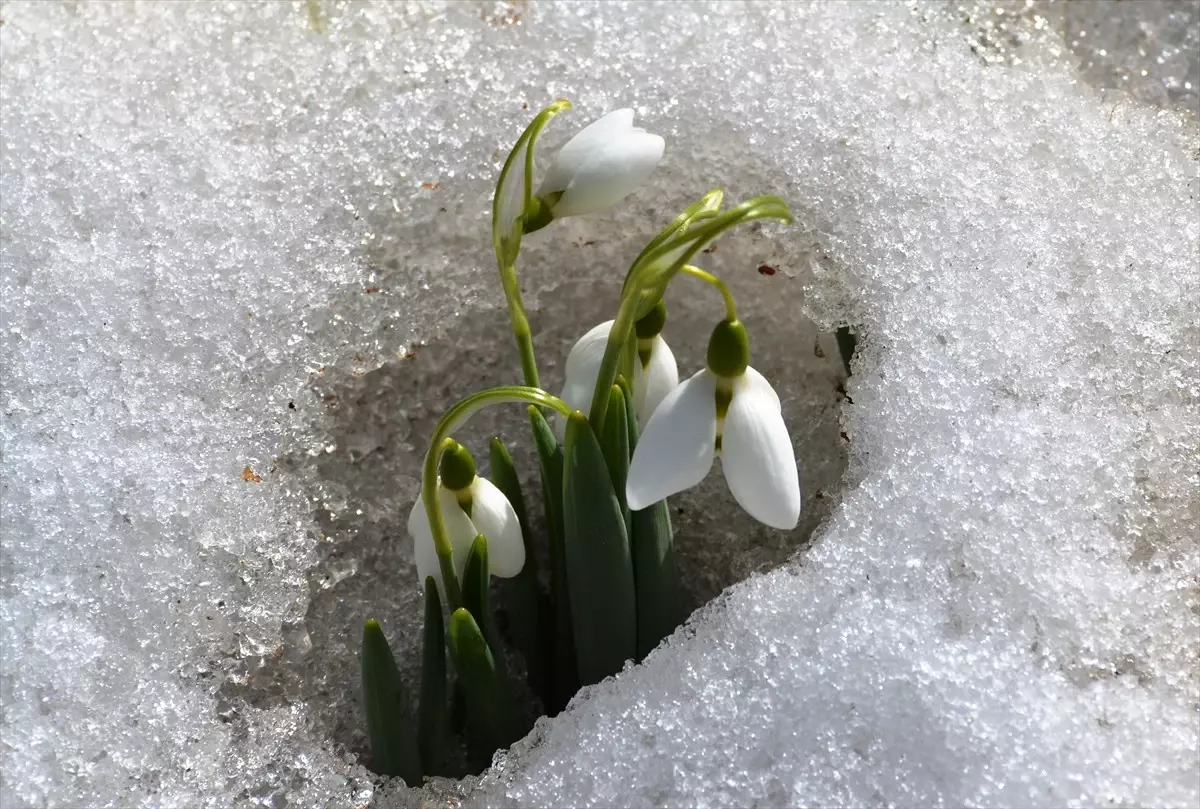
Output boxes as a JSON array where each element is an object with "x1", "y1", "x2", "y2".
[{"x1": 2, "y1": 1, "x2": 1198, "y2": 807}]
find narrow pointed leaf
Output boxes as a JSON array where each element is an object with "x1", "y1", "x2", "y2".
[
  {"x1": 489, "y1": 436, "x2": 550, "y2": 706},
  {"x1": 488, "y1": 437, "x2": 538, "y2": 580},
  {"x1": 562, "y1": 412, "x2": 636, "y2": 685},
  {"x1": 600, "y1": 383, "x2": 631, "y2": 536},
  {"x1": 417, "y1": 580, "x2": 446, "y2": 776},
  {"x1": 361, "y1": 619, "x2": 423, "y2": 785},
  {"x1": 624, "y1": 389, "x2": 681, "y2": 659},
  {"x1": 462, "y1": 534, "x2": 507, "y2": 683},
  {"x1": 630, "y1": 500, "x2": 679, "y2": 658},
  {"x1": 447, "y1": 608, "x2": 518, "y2": 754},
  {"x1": 529, "y1": 406, "x2": 577, "y2": 711}
]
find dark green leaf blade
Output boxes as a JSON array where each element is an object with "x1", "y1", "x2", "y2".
[
  {"x1": 623, "y1": 386, "x2": 681, "y2": 659},
  {"x1": 630, "y1": 500, "x2": 679, "y2": 658},
  {"x1": 361, "y1": 619, "x2": 423, "y2": 785},
  {"x1": 562, "y1": 412, "x2": 636, "y2": 685},
  {"x1": 529, "y1": 406, "x2": 577, "y2": 712},
  {"x1": 600, "y1": 383, "x2": 632, "y2": 537},
  {"x1": 447, "y1": 607, "x2": 518, "y2": 754},
  {"x1": 417, "y1": 581, "x2": 446, "y2": 776},
  {"x1": 462, "y1": 534, "x2": 507, "y2": 683},
  {"x1": 489, "y1": 436, "x2": 550, "y2": 706}
]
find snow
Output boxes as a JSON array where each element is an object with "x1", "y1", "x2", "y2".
[{"x1": 2, "y1": 1, "x2": 1196, "y2": 807}]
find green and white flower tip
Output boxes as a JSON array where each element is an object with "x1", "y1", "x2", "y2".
[
  {"x1": 407, "y1": 438, "x2": 525, "y2": 597},
  {"x1": 556, "y1": 300, "x2": 678, "y2": 437},
  {"x1": 626, "y1": 319, "x2": 802, "y2": 530},
  {"x1": 524, "y1": 108, "x2": 665, "y2": 232}
]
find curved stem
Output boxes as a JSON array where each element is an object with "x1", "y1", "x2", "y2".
[
  {"x1": 498, "y1": 264, "x2": 540, "y2": 387},
  {"x1": 679, "y1": 265, "x2": 738, "y2": 321},
  {"x1": 422, "y1": 386, "x2": 573, "y2": 610},
  {"x1": 491, "y1": 100, "x2": 572, "y2": 388},
  {"x1": 587, "y1": 293, "x2": 640, "y2": 429}
]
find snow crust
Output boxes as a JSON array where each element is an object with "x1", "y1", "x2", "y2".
[{"x1": 2, "y1": 1, "x2": 1197, "y2": 807}]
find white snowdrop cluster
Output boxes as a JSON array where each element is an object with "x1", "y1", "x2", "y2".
[{"x1": 2, "y1": 2, "x2": 1196, "y2": 807}]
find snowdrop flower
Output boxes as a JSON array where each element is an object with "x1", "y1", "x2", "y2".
[
  {"x1": 626, "y1": 319, "x2": 801, "y2": 530},
  {"x1": 525, "y1": 109, "x2": 664, "y2": 230},
  {"x1": 556, "y1": 301, "x2": 678, "y2": 437},
  {"x1": 407, "y1": 439, "x2": 525, "y2": 597}
]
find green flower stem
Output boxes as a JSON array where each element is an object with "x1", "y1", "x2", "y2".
[
  {"x1": 634, "y1": 196, "x2": 792, "y2": 297},
  {"x1": 499, "y1": 265, "x2": 540, "y2": 388},
  {"x1": 586, "y1": 290, "x2": 640, "y2": 431},
  {"x1": 491, "y1": 100, "x2": 572, "y2": 388},
  {"x1": 422, "y1": 386, "x2": 574, "y2": 610},
  {"x1": 679, "y1": 264, "x2": 738, "y2": 321},
  {"x1": 589, "y1": 195, "x2": 793, "y2": 428}
]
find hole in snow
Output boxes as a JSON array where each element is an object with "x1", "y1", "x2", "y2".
[{"x1": 216, "y1": 228, "x2": 851, "y2": 780}]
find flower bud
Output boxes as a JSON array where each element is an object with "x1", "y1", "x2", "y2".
[{"x1": 534, "y1": 109, "x2": 664, "y2": 220}]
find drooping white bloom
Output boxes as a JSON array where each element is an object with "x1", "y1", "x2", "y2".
[
  {"x1": 536, "y1": 109, "x2": 665, "y2": 219},
  {"x1": 407, "y1": 476, "x2": 525, "y2": 597},
  {"x1": 555, "y1": 319, "x2": 678, "y2": 437},
  {"x1": 626, "y1": 366, "x2": 801, "y2": 530}
]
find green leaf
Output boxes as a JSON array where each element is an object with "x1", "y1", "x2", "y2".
[
  {"x1": 562, "y1": 412, "x2": 636, "y2": 685},
  {"x1": 600, "y1": 383, "x2": 631, "y2": 536},
  {"x1": 418, "y1": 581, "x2": 446, "y2": 776},
  {"x1": 529, "y1": 406, "x2": 577, "y2": 712},
  {"x1": 489, "y1": 436, "x2": 550, "y2": 707},
  {"x1": 630, "y1": 500, "x2": 679, "y2": 658},
  {"x1": 447, "y1": 608, "x2": 518, "y2": 754},
  {"x1": 462, "y1": 534, "x2": 508, "y2": 683},
  {"x1": 623, "y1": 388, "x2": 681, "y2": 659},
  {"x1": 361, "y1": 619, "x2": 423, "y2": 785}
]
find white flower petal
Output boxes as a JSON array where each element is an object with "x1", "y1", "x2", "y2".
[
  {"x1": 637, "y1": 335, "x2": 679, "y2": 423},
  {"x1": 555, "y1": 320, "x2": 614, "y2": 439},
  {"x1": 408, "y1": 504, "x2": 443, "y2": 595},
  {"x1": 742, "y1": 365, "x2": 780, "y2": 410},
  {"x1": 537, "y1": 109, "x2": 634, "y2": 197},
  {"x1": 626, "y1": 369, "x2": 717, "y2": 510},
  {"x1": 721, "y1": 369, "x2": 800, "y2": 530},
  {"x1": 466, "y1": 477, "x2": 525, "y2": 578},
  {"x1": 494, "y1": 139, "x2": 529, "y2": 256},
  {"x1": 407, "y1": 482, "x2": 478, "y2": 595},
  {"x1": 552, "y1": 130, "x2": 665, "y2": 218}
]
